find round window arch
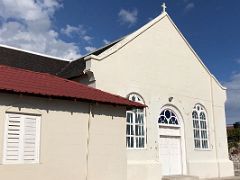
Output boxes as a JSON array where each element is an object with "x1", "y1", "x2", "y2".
[
  {"x1": 126, "y1": 93, "x2": 146, "y2": 149},
  {"x1": 128, "y1": 93, "x2": 144, "y2": 104},
  {"x1": 192, "y1": 104, "x2": 209, "y2": 149},
  {"x1": 158, "y1": 108, "x2": 179, "y2": 126}
]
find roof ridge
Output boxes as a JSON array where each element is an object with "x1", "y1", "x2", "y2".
[
  {"x1": 0, "y1": 43, "x2": 70, "y2": 62},
  {"x1": 71, "y1": 36, "x2": 126, "y2": 62}
]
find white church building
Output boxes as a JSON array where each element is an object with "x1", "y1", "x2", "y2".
[
  {"x1": 58, "y1": 7, "x2": 234, "y2": 180},
  {"x1": 0, "y1": 5, "x2": 234, "y2": 180}
]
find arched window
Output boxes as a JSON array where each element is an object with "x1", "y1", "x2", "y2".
[
  {"x1": 126, "y1": 93, "x2": 145, "y2": 149},
  {"x1": 192, "y1": 104, "x2": 209, "y2": 149},
  {"x1": 158, "y1": 109, "x2": 179, "y2": 125}
]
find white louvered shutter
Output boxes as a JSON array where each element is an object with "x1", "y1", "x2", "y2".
[
  {"x1": 3, "y1": 113, "x2": 41, "y2": 164},
  {"x1": 4, "y1": 114, "x2": 22, "y2": 163},
  {"x1": 23, "y1": 116, "x2": 39, "y2": 163}
]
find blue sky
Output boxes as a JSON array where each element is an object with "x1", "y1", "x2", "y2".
[{"x1": 0, "y1": 0, "x2": 239, "y2": 123}]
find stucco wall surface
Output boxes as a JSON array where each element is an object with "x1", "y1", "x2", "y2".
[{"x1": 0, "y1": 93, "x2": 127, "y2": 180}]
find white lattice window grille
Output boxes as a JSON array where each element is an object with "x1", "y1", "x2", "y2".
[
  {"x1": 192, "y1": 104, "x2": 209, "y2": 149},
  {"x1": 3, "y1": 113, "x2": 41, "y2": 164},
  {"x1": 126, "y1": 94, "x2": 145, "y2": 149},
  {"x1": 158, "y1": 109, "x2": 179, "y2": 125}
]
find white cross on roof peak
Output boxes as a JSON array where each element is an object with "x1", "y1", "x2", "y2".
[{"x1": 161, "y1": 2, "x2": 167, "y2": 13}]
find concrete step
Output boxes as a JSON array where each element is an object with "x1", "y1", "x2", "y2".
[{"x1": 162, "y1": 175, "x2": 199, "y2": 180}]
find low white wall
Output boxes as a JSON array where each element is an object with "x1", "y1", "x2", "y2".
[
  {"x1": 88, "y1": 104, "x2": 127, "y2": 180},
  {"x1": 0, "y1": 93, "x2": 127, "y2": 180}
]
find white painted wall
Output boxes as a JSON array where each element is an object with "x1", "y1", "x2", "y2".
[
  {"x1": 78, "y1": 13, "x2": 234, "y2": 179},
  {"x1": 0, "y1": 93, "x2": 127, "y2": 180}
]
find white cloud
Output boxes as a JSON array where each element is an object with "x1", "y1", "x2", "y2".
[
  {"x1": 103, "y1": 39, "x2": 110, "y2": 45},
  {"x1": 118, "y1": 8, "x2": 138, "y2": 26},
  {"x1": 83, "y1": 35, "x2": 93, "y2": 42},
  {"x1": 61, "y1": 24, "x2": 92, "y2": 43},
  {"x1": 85, "y1": 46, "x2": 97, "y2": 53},
  {"x1": 0, "y1": 0, "x2": 81, "y2": 60},
  {"x1": 0, "y1": 0, "x2": 50, "y2": 21},
  {"x1": 61, "y1": 25, "x2": 82, "y2": 37},
  {"x1": 224, "y1": 73, "x2": 240, "y2": 123},
  {"x1": 184, "y1": 2, "x2": 195, "y2": 12}
]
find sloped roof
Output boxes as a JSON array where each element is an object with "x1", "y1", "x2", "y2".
[
  {"x1": 56, "y1": 58, "x2": 86, "y2": 78},
  {"x1": 0, "y1": 65, "x2": 145, "y2": 108},
  {"x1": 57, "y1": 38, "x2": 122, "y2": 78},
  {"x1": 0, "y1": 44, "x2": 69, "y2": 75},
  {"x1": 0, "y1": 41, "x2": 123, "y2": 79}
]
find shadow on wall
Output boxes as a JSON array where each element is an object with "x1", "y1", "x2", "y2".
[{"x1": 0, "y1": 92, "x2": 126, "y2": 118}]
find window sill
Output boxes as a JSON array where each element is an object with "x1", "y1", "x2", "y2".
[
  {"x1": 159, "y1": 124, "x2": 180, "y2": 128},
  {"x1": 2, "y1": 161, "x2": 40, "y2": 165},
  {"x1": 127, "y1": 147, "x2": 147, "y2": 150},
  {"x1": 194, "y1": 148, "x2": 212, "y2": 151}
]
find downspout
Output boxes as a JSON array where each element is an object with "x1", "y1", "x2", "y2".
[
  {"x1": 86, "y1": 103, "x2": 93, "y2": 180},
  {"x1": 210, "y1": 77, "x2": 220, "y2": 178}
]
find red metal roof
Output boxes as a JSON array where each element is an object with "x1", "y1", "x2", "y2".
[{"x1": 0, "y1": 65, "x2": 145, "y2": 108}]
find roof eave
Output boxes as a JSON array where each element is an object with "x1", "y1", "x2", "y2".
[{"x1": 0, "y1": 88, "x2": 145, "y2": 109}]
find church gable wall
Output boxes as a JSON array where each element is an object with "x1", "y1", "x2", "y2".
[
  {"x1": 91, "y1": 15, "x2": 214, "y2": 101},
  {"x1": 87, "y1": 14, "x2": 232, "y2": 179}
]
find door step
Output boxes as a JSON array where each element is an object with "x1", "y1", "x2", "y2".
[{"x1": 162, "y1": 175, "x2": 199, "y2": 180}]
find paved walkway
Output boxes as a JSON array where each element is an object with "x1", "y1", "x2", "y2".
[
  {"x1": 203, "y1": 177, "x2": 240, "y2": 180},
  {"x1": 162, "y1": 176, "x2": 240, "y2": 180}
]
